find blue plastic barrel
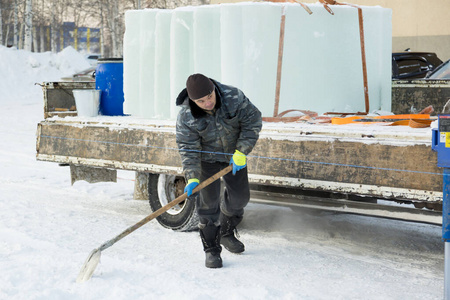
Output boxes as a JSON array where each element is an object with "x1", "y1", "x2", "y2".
[{"x1": 95, "y1": 58, "x2": 124, "y2": 116}]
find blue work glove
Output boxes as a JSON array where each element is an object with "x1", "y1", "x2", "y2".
[
  {"x1": 229, "y1": 149, "x2": 247, "y2": 175},
  {"x1": 184, "y1": 178, "x2": 199, "y2": 196}
]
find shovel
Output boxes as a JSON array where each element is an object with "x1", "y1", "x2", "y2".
[{"x1": 76, "y1": 164, "x2": 232, "y2": 283}]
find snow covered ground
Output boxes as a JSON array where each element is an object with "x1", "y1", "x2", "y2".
[{"x1": 0, "y1": 45, "x2": 445, "y2": 299}]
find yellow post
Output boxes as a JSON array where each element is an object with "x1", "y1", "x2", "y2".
[
  {"x1": 74, "y1": 28, "x2": 78, "y2": 50},
  {"x1": 87, "y1": 28, "x2": 91, "y2": 52},
  {"x1": 46, "y1": 27, "x2": 50, "y2": 51}
]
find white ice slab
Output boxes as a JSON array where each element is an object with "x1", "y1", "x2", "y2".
[
  {"x1": 169, "y1": 7, "x2": 195, "y2": 119},
  {"x1": 139, "y1": 10, "x2": 158, "y2": 118},
  {"x1": 123, "y1": 10, "x2": 142, "y2": 116},
  {"x1": 123, "y1": 3, "x2": 392, "y2": 119},
  {"x1": 154, "y1": 10, "x2": 172, "y2": 119},
  {"x1": 193, "y1": 6, "x2": 221, "y2": 80}
]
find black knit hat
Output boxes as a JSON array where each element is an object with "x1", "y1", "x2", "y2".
[{"x1": 186, "y1": 74, "x2": 214, "y2": 100}]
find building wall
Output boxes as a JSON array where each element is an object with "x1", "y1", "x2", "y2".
[{"x1": 210, "y1": 0, "x2": 450, "y2": 61}]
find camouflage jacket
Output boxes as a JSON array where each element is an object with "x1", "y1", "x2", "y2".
[{"x1": 176, "y1": 79, "x2": 262, "y2": 180}]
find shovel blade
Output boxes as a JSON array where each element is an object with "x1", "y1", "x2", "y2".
[{"x1": 76, "y1": 248, "x2": 101, "y2": 283}]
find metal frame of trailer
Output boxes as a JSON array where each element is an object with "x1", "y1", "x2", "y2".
[{"x1": 36, "y1": 81, "x2": 444, "y2": 226}]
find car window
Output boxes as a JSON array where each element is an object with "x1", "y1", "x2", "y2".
[
  {"x1": 395, "y1": 59, "x2": 430, "y2": 78},
  {"x1": 392, "y1": 52, "x2": 442, "y2": 80},
  {"x1": 428, "y1": 60, "x2": 450, "y2": 79}
]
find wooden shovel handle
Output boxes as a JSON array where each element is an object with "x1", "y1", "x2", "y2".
[{"x1": 99, "y1": 165, "x2": 233, "y2": 251}]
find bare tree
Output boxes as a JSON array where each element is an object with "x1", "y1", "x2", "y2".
[
  {"x1": 37, "y1": 0, "x2": 45, "y2": 51},
  {"x1": 45, "y1": 0, "x2": 69, "y2": 52},
  {"x1": 50, "y1": 3, "x2": 57, "y2": 51},
  {"x1": 1, "y1": 0, "x2": 210, "y2": 53},
  {"x1": 23, "y1": 0, "x2": 32, "y2": 51},
  {"x1": 14, "y1": 0, "x2": 19, "y2": 47},
  {"x1": 0, "y1": 1, "x2": 3, "y2": 45},
  {"x1": 99, "y1": 0, "x2": 125, "y2": 57},
  {"x1": 4, "y1": 9, "x2": 14, "y2": 46},
  {"x1": 0, "y1": 0, "x2": 18, "y2": 46}
]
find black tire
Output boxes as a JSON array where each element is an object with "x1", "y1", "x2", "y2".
[{"x1": 148, "y1": 173, "x2": 199, "y2": 231}]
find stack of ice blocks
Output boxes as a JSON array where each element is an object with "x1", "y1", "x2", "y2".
[{"x1": 123, "y1": 2, "x2": 392, "y2": 119}]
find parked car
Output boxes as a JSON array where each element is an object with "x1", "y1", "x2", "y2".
[
  {"x1": 392, "y1": 51, "x2": 443, "y2": 80},
  {"x1": 391, "y1": 58, "x2": 450, "y2": 115},
  {"x1": 85, "y1": 54, "x2": 101, "y2": 66},
  {"x1": 425, "y1": 59, "x2": 450, "y2": 80},
  {"x1": 61, "y1": 67, "x2": 96, "y2": 82}
]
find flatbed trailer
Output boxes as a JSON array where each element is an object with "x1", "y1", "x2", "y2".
[{"x1": 36, "y1": 82, "x2": 443, "y2": 230}]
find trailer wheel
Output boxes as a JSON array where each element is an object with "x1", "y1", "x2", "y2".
[{"x1": 148, "y1": 174, "x2": 199, "y2": 231}]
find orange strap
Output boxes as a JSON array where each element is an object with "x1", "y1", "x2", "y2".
[
  {"x1": 263, "y1": 109, "x2": 318, "y2": 122},
  {"x1": 331, "y1": 114, "x2": 432, "y2": 126}
]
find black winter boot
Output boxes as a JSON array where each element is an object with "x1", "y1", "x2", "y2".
[
  {"x1": 199, "y1": 224, "x2": 223, "y2": 268},
  {"x1": 220, "y1": 214, "x2": 245, "y2": 254}
]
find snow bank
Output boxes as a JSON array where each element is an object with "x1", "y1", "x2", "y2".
[{"x1": 0, "y1": 46, "x2": 91, "y2": 104}]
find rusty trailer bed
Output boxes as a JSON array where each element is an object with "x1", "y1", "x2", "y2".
[{"x1": 36, "y1": 116, "x2": 443, "y2": 225}]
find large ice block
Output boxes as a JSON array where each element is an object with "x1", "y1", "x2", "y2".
[
  {"x1": 241, "y1": 3, "x2": 282, "y2": 117},
  {"x1": 220, "y1": 4, "x2": 244, "y2": 89},
  {"x1": 154, "y1": 10, "x2": 172, "y2": 119},
  {"x1": 170, "y1": 8, "x2": 194, "y2": 119},
  {"x1": 123, "y1": 10, "x2": 141, "y2": 116},
  {"x1": 139, "y1": 10, "x2": 158, "y2": 118},
  {"x1": 281, "y1": 4, "x2": 365, "y2": 114},
  {"x1": 193, "y1": 6, "x2": 221, "y2": 80},
  {"x1": 123, "y1": 3, "x2": 392, "y2": 119},
  {"x1": 362, "y1": 6, "x2": 392, "y2": 112}
]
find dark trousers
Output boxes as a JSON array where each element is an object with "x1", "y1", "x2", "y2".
[{"x1": 196, "y1": 161, "x2": 250, "y2": 226}]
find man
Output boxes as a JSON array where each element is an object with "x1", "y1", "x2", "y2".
[{"x1": 175, "y1": 73, "x2": 262, "y2": 268}]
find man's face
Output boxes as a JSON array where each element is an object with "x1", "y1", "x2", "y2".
[{"x1": 192, "y1": 90, "x2": 216, "y2": 111}]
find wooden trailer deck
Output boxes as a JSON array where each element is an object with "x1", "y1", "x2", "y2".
[
  {"x1": 36, "y1": 81, "x2": 444, "y2": 225},
  {"x1": 36, "y1": 116, "x2": 443, "y2": 224}
]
